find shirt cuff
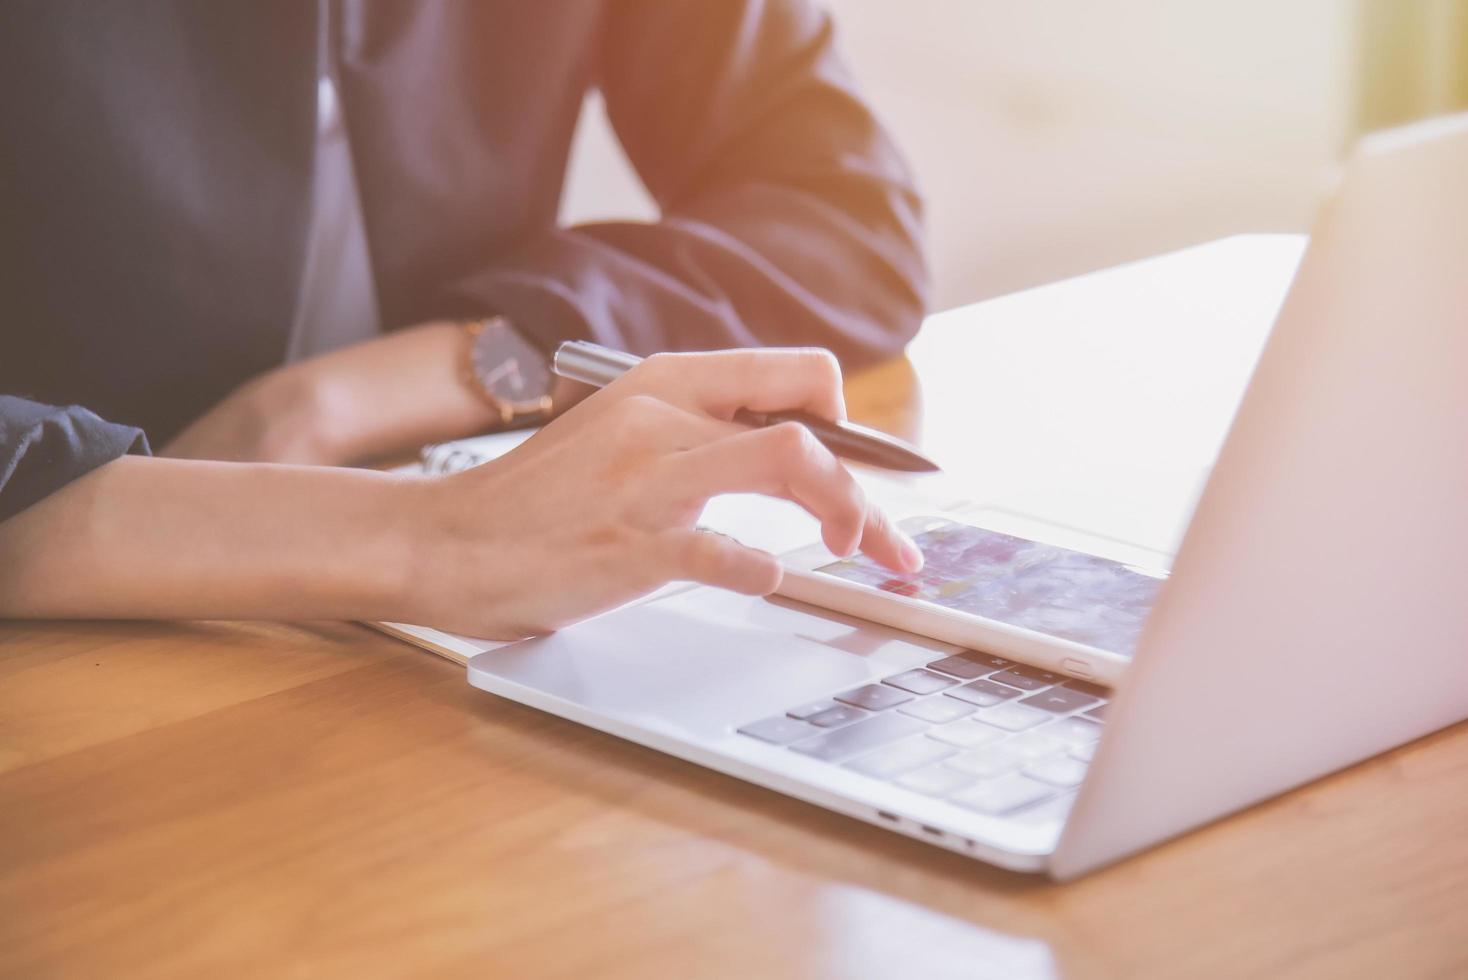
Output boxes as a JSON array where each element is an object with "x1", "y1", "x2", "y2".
[{"x1": 0, "y1": 396, "x2": 151, "y2": 523}]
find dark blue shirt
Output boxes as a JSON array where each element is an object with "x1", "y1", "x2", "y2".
[
  {"x1": 0, "y1": 0, "x2": 926, "y2": 520},
  {"x1": 0, "y1": 397, "x2": 149, "y2": 523}
]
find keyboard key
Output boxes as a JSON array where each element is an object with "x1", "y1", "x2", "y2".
[
  {"x1": 945, "y1": 745, "x2": 1013, "y2": 779},
  {"x1": 1048, "y1": 716, "x2": 1103, "y2": 744},
  {"x1": 1008, "y1": 664, "x2": 1066, "y2": 683},
  {"x1": 1083, "y1": 704, "x2": 1109, "y2": 721},
  {"x1": 845, "y1": 736, "x2": 956, "y2": 778},
  {"x1": 835, "y1": 684, "x2": 914, "y2": 711},
  {"x1": 952, "y1": 774, "x2": 1056, "y2": 816},
  {"x1": 966, "y1": 652, "x2": 1015, "y2": 670},
  {"x1": 786, "y1": 699, "x2": 840, "y2": 720},
  {"x1": 1023, "y1": 755, "x2": 1089, "y2": 788},
  {"x1": 1012, "y1": 791, "x2": 1079, "y2": 826},
  {"x1": 1019, "y1": 687, "x2": 1100, "y2": 714},
  {"x1": 989, "y1": 669, "x2": 1051, "y2": 691},
  {"x1": 1069, "y1": 742, "x2": 1097, "y2": 762},
  {"x1": 790, "y1": 712, "x2": 926, "y2": 762},
  {"x1": 928, "y1": 718, "x2": 1005, "y2": 749},
  {"x1": 975, "y1": 701, "x2": 1051, "y2": 731},
  {"x1": 805, "y1": 705, "x2": 869, "y2": 728},
  {"x1": 738, "y1": 715, "x2": 819, "y2": 745},
  {"x1": 897, "y1": 764, "x2": 977, "y2": 798},
  {"x1": 883, "y1": 668, "x2": 958, "y2": 695},
  {"x1": 947, "y1": 678, "x2": 1023, "y2": 707},
  {"x1": 1064, "y1": 679, "x2": 1110, "y2": 698},
  {"x1": 899, "y1": 696, "x2": 976, "y2": 724},
  {"x1": 926, "y1": 655, "x2": 991, "y2": 680},
  {"x1": 1000, "y1": 731, "x2": 1067, "y2": 762}
]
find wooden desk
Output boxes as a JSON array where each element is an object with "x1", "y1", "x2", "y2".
[{"x1": 3, "y1": 240, "x2": 1465, "y2": 978}]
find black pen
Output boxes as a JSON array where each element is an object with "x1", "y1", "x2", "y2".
[{"x1": 551, "y1": 341, "x2": 941, "y2": 473}]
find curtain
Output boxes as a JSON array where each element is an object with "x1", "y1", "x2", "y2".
[{"x1": 1354, "y1": 0, "x2": 1468, "y2": 139}]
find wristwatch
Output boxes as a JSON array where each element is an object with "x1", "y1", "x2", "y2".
[{"x1": 462, "y1": 315, "x2": 555, "y2": 428}]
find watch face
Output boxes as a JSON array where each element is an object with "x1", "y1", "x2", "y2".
[{"x1": 471, "y1": 321, "x2": 553, "y2": 406}]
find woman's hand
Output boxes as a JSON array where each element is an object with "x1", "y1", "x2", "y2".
[
  {"x1": 408, "y1": 348, "x2": 922, "y2": 639},
  {"x1": 0, "y1": 347, "x2": 919, "y2": 635}
]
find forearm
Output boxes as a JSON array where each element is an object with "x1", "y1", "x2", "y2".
[
  {"x1": 0, "y1": 455, "x2": 421, "y2": 622},
  {"x1": 304, "y1": 321, "x2": 499, "y2": 464},
  {"x1": 0, "y1": 349, "x2": 919, "y2": 638},
  {"x1": 162, "y1": 321, "x2": 501, "y2": 467}
]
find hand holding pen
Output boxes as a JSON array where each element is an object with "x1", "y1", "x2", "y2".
[
  {"x1": 552, "y1": 341, "x2": 940, "y2": 473},
  {"x1": 409, "y1": 347, "x2": 926, "y2": 637}
]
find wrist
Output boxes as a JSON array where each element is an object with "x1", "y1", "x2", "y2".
[
  {"x1": 337, "y1": 470, "x2": 435, "y2": 622},
  {"x1": 388, "y1": 471, "x2": 475, "y2": 629},
  {"x1": 282, "y1": 322, "x2": 508, "y2": 465}
]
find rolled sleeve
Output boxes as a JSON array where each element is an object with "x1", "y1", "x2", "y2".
[
  {"x1": 0, "y1": 396, "x2": 150, "y2": 523},
  {"x1": 435, "y1": 0, "x2": 928, "y2": 368}
]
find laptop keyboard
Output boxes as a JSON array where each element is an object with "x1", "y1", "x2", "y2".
[{"x1": 736, "y1": 651, "x2": 1107, "y2": 820}]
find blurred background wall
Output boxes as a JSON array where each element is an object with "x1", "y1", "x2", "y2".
[{"x1": 560, "y1": 1, "x2": 1468, "y2": 312}]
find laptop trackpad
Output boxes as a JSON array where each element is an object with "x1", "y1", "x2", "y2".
[{"x1": 467, "y1": 586, "x2": 955, "y2": 741}]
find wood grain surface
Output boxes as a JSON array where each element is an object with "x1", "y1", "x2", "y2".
[{"x1": 3, "y1": 362, "x2": 1465, "y2": 980}]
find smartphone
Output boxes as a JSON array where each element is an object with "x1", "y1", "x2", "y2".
[{"x1": 776, "y1": 513, "x2": 1170, "y2": 686}]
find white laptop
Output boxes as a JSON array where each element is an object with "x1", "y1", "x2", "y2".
[{"x1": 458, "y1": 116, "x2": 1468, "y2": 878}]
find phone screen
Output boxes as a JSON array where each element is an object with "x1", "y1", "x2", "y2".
[{"x1": 817, "y1": 521, "x2": 1166, "y2": 657}]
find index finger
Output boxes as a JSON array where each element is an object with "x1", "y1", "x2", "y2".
[
  {"x1": 625, "y1": 348, "x2": 847, "y2": 422},
  {"x1": 657, "y1": 422, "x2": 922, "y2": 573}
]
